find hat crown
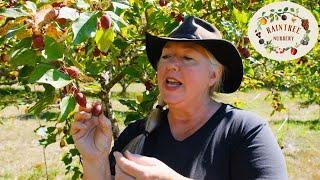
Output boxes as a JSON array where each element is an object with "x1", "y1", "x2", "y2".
[{"x1": 169, "y1": 16, "x2": 222, "y2": 40}]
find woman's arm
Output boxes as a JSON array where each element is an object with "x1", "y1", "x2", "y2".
[{"x1": 83, "y1": 157, "x2": 112, "y2": 180}]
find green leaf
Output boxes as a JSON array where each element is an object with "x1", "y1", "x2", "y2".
[
  {"x1": 232, "y1": 8, "x2": 249, "y2": 24},
  {"x1": 0, "y1": 25, "x2": 25, "y2": 43},
  {"x1": 10, "y1": 48, "x2": 38, "y2": 67},
  {"x1": 76, "y1": 0, "x2": 90, "y2": 10},
  {"x1": 18, "y1": 65, "x2": 34, "y2": 82},
  {"x1": 284, "y1": 7, "x2": 288, "y2": 11},
  {"x1": 124, "y1": 65, "x2": 141, "y2": 77},
  {"x1": 47, "y1": 126, "x2": 56, "y2": 133},
  {"x1": 164, "y1": 21, "x2": 179, "y2": 34},
  {"x1": 124, "y1": 112, "x2": 142, "y2": 125},
  {"x1": 119, "y1": 99, "x2": 138, "y2": 111},
  {"x1": 0, "y1": 8, "x2": 29, "y2": 18},
  {"x1": 59, "y1": 95, "x2": 76, "y2": 122},
  {"x1": 28, "y1": 64, "x2": 55, "y2": 83},
  {"x1": 72, "y1": 12, "x2": 100, "y2": 44},
  {"x1": 24, "y1": 1, "x2": 37, "y2": 14},
  {"x1": 69, "y1": 148, "x2": 80, "y2": 156},
  {"x1": 112, "y1": 2, "x2": 130, "y2": 10},
  {"x1": 58, "y1": 7, "x2": 79, "y2": 21},
  {"x1": 85, "y1": 61, "x2": 105, "y2": 75},
  {"x1": 44, "y1": 36, "x2": 64, "y2": 60},
  {"x1": 28, "y1": 85, "x2": 55, "y2": 115},
  {"x1": 66, "y1": 135, "x2": 74, "y2": 144},
  {"x1": 95, "y1": 28, "x2": 115, "y2": 52},
  {"x1": 62, "y1": 152, "x2": 73, "y2": 165},
  {"x1": 37, "y1": 69, "x2": 72, "y2": 89}
]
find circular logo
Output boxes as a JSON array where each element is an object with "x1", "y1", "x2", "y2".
[{"x1": 248, "y1": 1, "x2": 319, "y2": 61}]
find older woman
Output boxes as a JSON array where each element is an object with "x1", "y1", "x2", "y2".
[{"x1": 71, "y1": 16, "x2": 287, "y2": 180}]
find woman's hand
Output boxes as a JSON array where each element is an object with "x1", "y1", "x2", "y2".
[
  {"x1": 114, "y1": 151, "x2": 191, "y2": 180},
  {"x1": 71, "y1": 104, "x2": 113, "y2": 161}
]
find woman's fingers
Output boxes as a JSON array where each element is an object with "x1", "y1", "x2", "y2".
[
  {"x1": 79, "y1": 103, "x2": 92, "y2": 113},
  {"x1": 71, "y1": 121, "x2": 88, "y2": 141},
  {"x1": 74, "y1": 111, "x2": 92, "y2": 122},
  {"x1": 123, "y1": 151, "x2": 155, "y2": 166},
  {"x1": 97, "y1": 114, "x2": 112, "y2": 136},
  {"x1": 114, "y1": 151, "x2": 144, "y2": 177},
  {"x1": 115, "y1": 164, "x2": 135, "y2": 180}
]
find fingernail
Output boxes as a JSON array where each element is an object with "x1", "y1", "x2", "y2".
[
  {"x1": 113, "y1": 151, "x2": 120, "y2": 157},
  {"x1": 125, "y1": 150, "x2": 132, "y2": 155}
]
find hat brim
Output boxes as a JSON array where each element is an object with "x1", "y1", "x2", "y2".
[{"x1": 145, "y1": 32, "x2": 243, "y2": 93}]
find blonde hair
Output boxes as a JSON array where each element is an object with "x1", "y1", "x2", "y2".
[
  {"x1": 123, "y1": 46, "x2": 224, "y2": 154},
  {"x1": 203, "y1": 48, "x2": 224, "y2": 95}
]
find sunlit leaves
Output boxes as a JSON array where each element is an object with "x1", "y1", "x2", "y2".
[
  {"x1": 0, "y1": 8, "x2": 29, "y2": 18},
  {"x1": 59, "y1": 95, "x2": 76, "y2": 122},
  {"x1": 72, "y1": 12, "x2": 100, "y2": 44},
  {"x1": 44, "y1": 36, "x2": 64, "y2": 60},
  {"x1": 95, "y1": 28, "x2": 115, "y2": 52},
  {"x1": 37, "y1": 69, "x2": 73, "y2": 89},
  {"x1": 58, "y1": 7, "x2": 79, "y2": 21}
]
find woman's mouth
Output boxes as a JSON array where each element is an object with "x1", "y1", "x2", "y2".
[{"x1": 165, "y1": 77, "x2": 182, "y2": 89}]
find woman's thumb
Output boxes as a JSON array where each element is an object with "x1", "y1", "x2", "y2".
[{"x1": 98, "y1": 114, "x2": 112, "y2": 136}]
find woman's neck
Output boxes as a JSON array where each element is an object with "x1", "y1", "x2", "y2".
[{"x1": 167, "y1": 99, "x2": 221, "y2": 141}]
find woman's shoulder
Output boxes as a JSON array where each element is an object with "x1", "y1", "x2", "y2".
[
  {"x1": 220, "y1": 103, "x2": 270, "y2": 139},
  {"x1": 223, "y1": 103, "x2": 267, "y2": 126}
]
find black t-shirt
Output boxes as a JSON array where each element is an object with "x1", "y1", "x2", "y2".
[{"x1": 109, "y1": 103, "x2": 288, "y2": 180}]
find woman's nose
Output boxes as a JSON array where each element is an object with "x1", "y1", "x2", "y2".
[{"x1": 166, "y1": 57, "x2": 180, "y2": 71}]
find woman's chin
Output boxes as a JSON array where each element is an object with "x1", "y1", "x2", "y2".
[{"x1": 162, "y1": 95, "x2": 185, "y2": 107}]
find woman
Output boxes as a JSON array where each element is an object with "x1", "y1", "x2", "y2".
[{"x1": 71, "y1": 16, "x2": 288, "y2": 180}]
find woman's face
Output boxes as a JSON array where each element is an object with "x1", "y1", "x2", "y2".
[{"x1": 157, "y1": 42, "x2": 217, "y2": 107}]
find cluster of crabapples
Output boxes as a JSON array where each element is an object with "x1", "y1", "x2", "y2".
[
  {"x1": 29, "y1": 2, "x2": 66, "y2": 51},
  {"x1": 60, "y1": 66, "x2": 102, "y2": 116}
]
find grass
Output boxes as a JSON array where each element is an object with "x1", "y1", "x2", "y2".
[
  {"x1": 269, "y1": 119, "x2": 320, "y2": 180},
  {"x1": 0, "y1": 84, "x2": 319, "y2": 179}
]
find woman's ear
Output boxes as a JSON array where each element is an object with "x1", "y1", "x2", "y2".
[{"x1": 208, "y1": 66, "x2": 218, "y2": 87}]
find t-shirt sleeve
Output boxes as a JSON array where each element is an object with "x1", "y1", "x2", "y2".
[
  {"x1": 108, "y1": 119, "x2": 146, "y2": 176},
  {"x1": 229, "y1": 111, "x2": 288, "y2": 180}
]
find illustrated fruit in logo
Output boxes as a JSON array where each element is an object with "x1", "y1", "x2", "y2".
[
  {"x1": 259, "y1": 39, "x2": 264, "y2": 44},
  {"x1": 300, "y1": 39, "x2": 308, "y2": 45},
  {"x1": 291, "y1": 48, "x2": 297, "y2": 55},
  {"x1": 255, "y1": 31, "x2": 261, "y2": 38},
  {"x1": 301, "y1": 19, "x2": 309, "y2": 30},
  {"x1": 259, "y1": 17, "x2": 267, "y2": 25},
  {"x1": 281, "y1": 15, "x2": 287, "y2": 20}
]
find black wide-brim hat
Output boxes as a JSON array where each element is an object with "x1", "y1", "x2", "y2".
[{"x1": 146, "y1": 16, "x2": 243, "y2": 93}]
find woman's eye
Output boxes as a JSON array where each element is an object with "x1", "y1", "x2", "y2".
[
  {"x1": 161, "y1": 55, "x2": 170, "y2": 59},
  {"x1": 183, "y1": 56, "x2": 193, "y2": 61}
]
